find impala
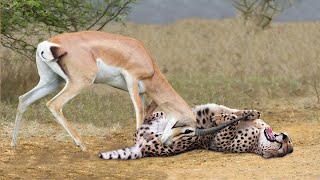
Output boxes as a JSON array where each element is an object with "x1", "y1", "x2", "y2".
[{"x1": 11, "y1": 31, "x2": 206, "y2": 151}]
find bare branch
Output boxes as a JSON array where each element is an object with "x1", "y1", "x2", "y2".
[
  {"x1": 87, "y1": 4, "x2": 111, "y2": 30},
  {"x1": 97, "y1": 0, "x2": 132, "y2": 31}
]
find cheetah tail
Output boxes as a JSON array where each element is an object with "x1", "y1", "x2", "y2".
[{"x1": 99, "y1": 144, "x2": 142, "y2": 160}]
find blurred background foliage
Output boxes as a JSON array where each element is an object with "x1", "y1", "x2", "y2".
[
  {"x1": 232, "y1": 0, "x2": 299, "y2": 28},
  {"x1": 1, "y1": 0, "x2": 135, "y2": 62}
]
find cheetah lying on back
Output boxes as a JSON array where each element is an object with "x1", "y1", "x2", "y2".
[{"x1": 99, "y1": 104, "x2": 293, "y2": 159}]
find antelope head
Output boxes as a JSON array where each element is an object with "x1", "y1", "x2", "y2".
[{"x1": 160, "y1": 113, "x2": 252, "y2": 146}]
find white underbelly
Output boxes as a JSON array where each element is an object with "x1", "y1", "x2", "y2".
[{"x1": 94, "y1": 59, "x2": 145, "y2": 93}]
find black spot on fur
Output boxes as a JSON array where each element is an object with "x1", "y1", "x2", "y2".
[
  {"x1": 205, "y1": 108, "x2": 209, "y2": 115},
  {"x1": 197, "y1": 110, "x2": 201, "y2": 117},
  {"x1": 128, "y1": 155, "x2": 131, "y2": 159}
]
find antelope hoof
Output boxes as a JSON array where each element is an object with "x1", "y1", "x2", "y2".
[
  {"x1": 79, "y1": 144, "x2": 87, "y2": 151},
  {"x1": 11, "y1": 141, "x2": 17, "y2": 148}
]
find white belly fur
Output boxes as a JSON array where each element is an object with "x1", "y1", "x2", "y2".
[{"x1": 94, "y1": 59, "x2": 145, "y2": 93}]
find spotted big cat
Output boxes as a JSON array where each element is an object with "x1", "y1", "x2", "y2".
[{"x1": 99, "y1": 104, "x2": 293, "y2": 159}]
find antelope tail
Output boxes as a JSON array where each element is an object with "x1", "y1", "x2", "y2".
[{"x1": 37, "y1": 41, "x2": 67, "y2": 62}]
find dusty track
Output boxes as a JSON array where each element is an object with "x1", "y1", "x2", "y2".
[{"x1": 1, "y1": 109, "x2": 319, "y2": 179}]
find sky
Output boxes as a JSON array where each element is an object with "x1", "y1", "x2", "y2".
[{"x1": 127, "y1": 0, "x2": 320, "y2": 24}]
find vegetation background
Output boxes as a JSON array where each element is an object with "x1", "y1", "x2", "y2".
[
  {"x1": 1, "y1": 0, "x2": 320, "y2": 179},
  {"x1": 2, "y1": 18, "x2": 320, "y2": 126}
]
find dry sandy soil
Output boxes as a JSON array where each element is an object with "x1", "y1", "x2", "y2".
[{"x1": 1, "y1": 107, "x2": 320, "y2": 180}]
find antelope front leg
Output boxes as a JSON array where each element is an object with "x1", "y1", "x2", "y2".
[{"x1": 124, "y1": 73, "x2": 144, "y2": 129}]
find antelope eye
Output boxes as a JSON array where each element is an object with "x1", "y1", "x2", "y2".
[{"x1": 183, "y1": 129, "x2": 194, "y2": 134}]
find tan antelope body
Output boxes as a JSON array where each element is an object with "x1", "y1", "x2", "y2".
[{"x1": 11, "y1": 31, "x2": 196, "y2": 151}]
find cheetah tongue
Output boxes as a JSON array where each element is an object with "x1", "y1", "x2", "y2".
[{"x1": 265, "y1": 127, "x2": 275, "y2": 141}]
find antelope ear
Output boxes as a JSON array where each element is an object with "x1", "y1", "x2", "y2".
[
  {"x1": 172, "y1": 120, "x2": 188, "y2": 128},
  {"x1": 50, "y1": 46, "x2": 67, "y2": 59}
]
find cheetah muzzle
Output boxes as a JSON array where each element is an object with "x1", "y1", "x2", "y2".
[{"x1": 99, "y1": 103, "x2": 293, "y2": 159}]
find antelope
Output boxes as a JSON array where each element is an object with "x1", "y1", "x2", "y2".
[{"x1": 11, "y1": 31, "x2": 219, "y2": 151}]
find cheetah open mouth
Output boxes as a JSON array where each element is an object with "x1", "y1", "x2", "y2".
[{"x1": 264, "y1": 127, "x2": 276, "y2": 142}]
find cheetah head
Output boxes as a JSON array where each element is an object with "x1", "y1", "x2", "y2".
[{"x1": 260, "y1": 127, "x2": 293, "y2": 158}]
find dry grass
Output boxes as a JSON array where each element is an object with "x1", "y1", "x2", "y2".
[
  {"x1": 1, "y1": 18, "x2": 320, "y2": 129},
  {"x1": 118, "y1": 19, "x2": 320, "y2": 103}
]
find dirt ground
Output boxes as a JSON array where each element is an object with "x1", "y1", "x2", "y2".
[{"x1": 1, "y1": 108, "x2": 320, "y2": 180}]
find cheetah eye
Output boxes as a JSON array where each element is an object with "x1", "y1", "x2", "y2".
[{"x1": 182, "y1": 129, "x2": 194, "y2": 134}]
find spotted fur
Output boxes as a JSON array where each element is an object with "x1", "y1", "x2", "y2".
[{"x1": 99, "y1": 104, "x2": 293, "y2": 159}]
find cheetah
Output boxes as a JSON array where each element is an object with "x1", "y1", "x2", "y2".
[{"x1": 99, "y1": 104, "x2": 293, "y2": 159}]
